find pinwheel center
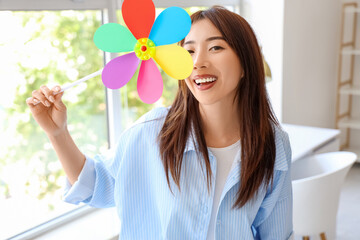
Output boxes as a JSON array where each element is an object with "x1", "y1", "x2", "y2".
[{"x1": 134, "y1": 38, "x2": 156, "y2": 61}]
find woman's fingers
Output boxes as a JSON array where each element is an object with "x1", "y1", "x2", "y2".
[
  {"x1": 32, "y1": 89, "x2": 49, "y2": 107},
  {"x1": 26, "y1": 97, "x2": 38, "y2": 108},
  {"x1": 40, "y1": 85, "x2": 55, "y2": 104},
  {"x1": 51, "y1": 85, "x2": 62, "y2": 94},
  {"x1": 27, "y1": 85, "x2": 66, "y2": 111},
  {"x1": 27, "y1": 85, "x2": 68, "y2": 137},
  {"x1": 31, "y1": 85, "x2": 57, "y2": 107},
  {"x1": 26, "y1": 96, "x2": 47, "y2": 115},
  {"x1": 51, "y1": 85, "x2": 66, "y2": 111}
]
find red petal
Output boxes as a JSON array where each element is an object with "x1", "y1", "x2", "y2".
[{"x1": 122, "y1": 0, "x2": 155, "y2": 39}]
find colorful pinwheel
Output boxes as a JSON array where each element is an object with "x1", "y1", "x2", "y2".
[{"x1": 93, "y1": 0, "x2": 193, "y2": 104}]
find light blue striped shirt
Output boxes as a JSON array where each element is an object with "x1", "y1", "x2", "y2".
[{"x1": 64, "y1": 107, "x2": 293, "y2": 239}]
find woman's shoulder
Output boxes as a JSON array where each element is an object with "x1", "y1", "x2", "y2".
[
  {"x1": 119, "y1": 106, "x2": 170, "y2": 140},
  {"x1": 133, "y1": 106, "x2": 170, "y2": 126},
  {"x1": 272, "y1": 123, "x2": 289, "y2": 140},
  {"x1": 272, "y1": 123, "x2": 292, "y2": 171}
]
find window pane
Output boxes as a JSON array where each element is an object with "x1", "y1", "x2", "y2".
[{"x1": 0, "y1": 10, "x2": 107, "y2": 238}]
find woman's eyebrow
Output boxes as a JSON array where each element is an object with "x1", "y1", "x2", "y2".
[{"x1": 184, "y1": 36, "x2": 225, "y2": 46}]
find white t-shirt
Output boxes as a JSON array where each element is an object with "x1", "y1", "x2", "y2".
[{"x1": 206, "y1": 140, "x2": 241, "y2": 240}]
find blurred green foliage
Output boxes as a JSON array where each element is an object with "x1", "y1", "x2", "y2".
[{"x1": 1, "y1": 11, "x2": 106, "y2": 207}]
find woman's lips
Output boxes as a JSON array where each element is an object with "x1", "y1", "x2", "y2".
[
  {"x1": 191, "y1": 74, "x2": 218, "y2": 91},
  {"x1": 194, "y1": 80, "x2": 217, "y2": 91}
]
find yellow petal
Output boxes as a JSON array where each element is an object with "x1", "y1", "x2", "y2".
[{"x1": 153, "y1": 44, "x2": 193, "y2": 80}]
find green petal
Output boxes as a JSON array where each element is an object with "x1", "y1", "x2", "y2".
[{"x1": 94, "y1": 23, "x2": 137, "y2": 53}]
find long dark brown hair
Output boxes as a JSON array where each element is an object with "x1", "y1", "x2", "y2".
[{"x1": 158, "y1": 6, "x2": 280, "y2": 209}]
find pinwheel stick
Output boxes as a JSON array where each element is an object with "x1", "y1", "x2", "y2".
[{"x1": 34, "y1": 68, "x2": 103, "y2": 105}]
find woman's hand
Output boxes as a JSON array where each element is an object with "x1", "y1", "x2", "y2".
[{"x1": 26, "y1": 85, "x2": 68, "y2": 137}]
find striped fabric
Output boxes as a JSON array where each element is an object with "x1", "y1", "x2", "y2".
[{"x1": 63, "y1": 107, "x2": 293, "y2": 240}]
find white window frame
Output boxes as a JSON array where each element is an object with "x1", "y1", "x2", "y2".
[{"x1": 1, "y1": 0, "x2": 242, "y2": 239}]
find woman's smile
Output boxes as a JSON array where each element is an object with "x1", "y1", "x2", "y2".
[{"x1": 193, "y1": 74, "x2": 218, "y2": 90}]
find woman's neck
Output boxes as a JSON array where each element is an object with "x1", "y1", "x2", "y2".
[{"x1": 199, "y1": 101, "x2": 240, "y2": 148}]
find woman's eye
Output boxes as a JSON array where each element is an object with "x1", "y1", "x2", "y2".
[
  {"x1": 210, "y1": 46, "x2": 223, "y2": 51},
  {"x1": 187, "y1": 50, "x2": 194, "y2": 54}
]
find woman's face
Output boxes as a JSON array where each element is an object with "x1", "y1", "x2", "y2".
[{"x1": 184, "y1": 18, "x2": 243, "y2": 106}]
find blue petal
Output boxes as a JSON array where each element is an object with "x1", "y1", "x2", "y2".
[{"x1": 149, "y1": 7, "x2": 191, "y2": 46}]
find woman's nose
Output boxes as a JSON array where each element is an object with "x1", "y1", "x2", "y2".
[{"x1": 193, "y1": 51, "x2": 209, "y2": 69}]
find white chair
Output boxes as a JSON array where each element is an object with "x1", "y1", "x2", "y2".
[{"x1": 291, "y1": 151, "x2": 357, "y2": 240}]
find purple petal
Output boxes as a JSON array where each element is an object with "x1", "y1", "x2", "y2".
[{"x1": 102, "y1": 52, "x2": 140, "y2": 89}]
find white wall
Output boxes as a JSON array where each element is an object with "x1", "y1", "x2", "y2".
[
  {"x1": 282, "y1": 0, "x2": 360, "y2": 150},
  {"x1": 246, "y1": 0, "x2": 360, "y2": 149},
  {"x1": 246, "y1": 0, "x2": 342, "y2": 127},
  {"x1": 282, "y1": 0, "x2": 341, "y2": 128}
]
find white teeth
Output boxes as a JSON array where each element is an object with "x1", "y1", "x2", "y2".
[{"x1": 194, "y1": 77, "x2": 217, "y2": 84}]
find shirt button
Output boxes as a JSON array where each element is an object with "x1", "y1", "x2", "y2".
[{"x1": 217, "y1": 220, "x2": 221, "y2": 225}]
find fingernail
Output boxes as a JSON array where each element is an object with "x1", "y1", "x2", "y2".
[
  {"x1": 49, "y1": 95, "x2": 55, "y2": 102},
  {"x1": 45, "y1": 100, "x2": 50, "y2": 107},
  {"x1": 55, "y1": 86, "x2": 61, "y2": 91},
  {"x1": 33, "y1": 99, "x2": 39, "y2": 103}
]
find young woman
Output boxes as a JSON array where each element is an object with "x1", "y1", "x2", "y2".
[{"x1": 27, "y1": 6, "x2": 293, "y2": 240}]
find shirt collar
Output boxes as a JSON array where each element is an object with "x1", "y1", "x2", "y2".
[
  {"x1": 183, "y1": 124, "x2": 289, "y2": 171},
  {"x1": 184, "y1": 124, "x2": 241, "y2": 163},
  {"x1": 184, "y1": 131, "x2": 198, "y2": 153}
]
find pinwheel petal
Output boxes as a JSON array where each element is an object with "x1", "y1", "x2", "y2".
[
  {"x1": 149, "y1": 7, "x2": 191, "y2": 46},
  {"x1": 137, "y1": 59, "x2": 163, "y2": 104},
  {"x1": 102, "y1": 52, "x2": 140, "y2": 89},
  {"x1": 122, "y1": 0, "x2": 155, "y2": 39},
  {"x1": 94, "y1": 23, "x2": 137, "y2": 53},
  {"x1": 153, "y1": 44, "x2": 193, "y2": 80}
]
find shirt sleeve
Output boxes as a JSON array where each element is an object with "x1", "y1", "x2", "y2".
[
  {"x1": 61, "y1": 107, "x2": 166, "y2": 209},
  {"x1": 63, "y1": 155, "x2": 96, "y2": 204},
  {"x1": 253, "y1": 130, "x2": 294, "y2": 239},
  {"x1": 62, "y1": 145, "x2": 120, "y2": 208}
]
